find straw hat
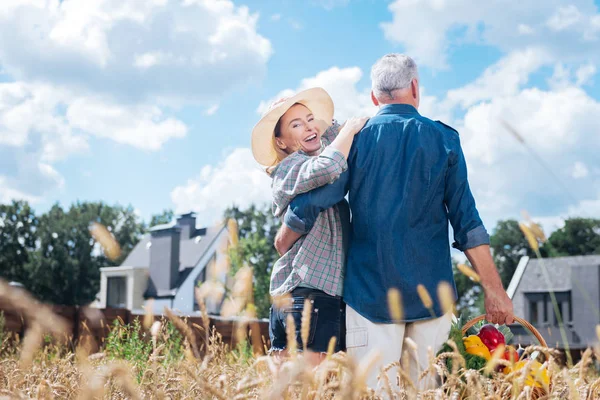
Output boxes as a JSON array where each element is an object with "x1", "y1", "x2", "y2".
[{"x1": 251, "y1": 87, "x2": 334, "y2": 167}]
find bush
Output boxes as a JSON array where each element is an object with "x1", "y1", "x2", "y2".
[{"x1": 104, "y1": 318, "x2": 152, "y2": 378}]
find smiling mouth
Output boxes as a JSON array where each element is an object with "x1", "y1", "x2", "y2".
[{"x1": 304, "y1": 134, "x2": 318, "y2": 143}]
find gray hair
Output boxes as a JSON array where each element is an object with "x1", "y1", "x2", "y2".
[{"x1": 370, "y1": 54, "x2": 418, "y2": 99}]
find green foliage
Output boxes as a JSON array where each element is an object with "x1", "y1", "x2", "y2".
[
  {"x1": 0, "y1": 200, "x2": 38, "y2": 284},
  {"x1": 24, "y1": 201, "x2": 145, "y2": 305},
  {"x1": 228, "y1": 339, "x2": 254, "y2": 366},
  {"x1": 438, "y1": 316, "x2": 488, "y2": 373},
  {"x1": 105, "y1": 319, "x2": 152, "y2": 378},
  {"x1": 224, "y1": 205, "x2": 280, "y2": 319},
  {"x1": 489, "y1": 220, "x2": 535, "y2": 289},
  {"x1": 150, "y1": 209, "x2": 175, "y2": 228},
  {"x1": 465, "y1": 319, "x2": 514, "y2": 345},
  {"x1": 453, "y1": 260, "x2": 484, "y2": 316},
  {"x1": 547, "y1": 218, "x2": 600, "y2": 256},
  {"x1": 162, "y1": 321, "x2": 184, "y2": 364}
]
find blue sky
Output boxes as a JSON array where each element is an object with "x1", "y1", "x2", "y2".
[{"x1": 0, "y1": 0, "x2": 599, "y2": 235}]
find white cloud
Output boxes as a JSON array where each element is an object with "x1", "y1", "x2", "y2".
[
  {"x1": 170, "y1": 148, "x2": 272, "y2": 227},
  {"x1": 66, "y1": 97, "x2": 187, "y2": 151},
  {"x1": 204, "y1": 104, "x2": 220, "y2": 116},
  {"x1": 381, "y1": 1, "x2": 600, "y2": 69},
  {"x1": 546, "y1": 5, "x2": 583, "y2": 31},
  {"x1": 457, "y1": 83, "x2": 600, "y2": 228},
  {"x1": 0, "y1": 80, "x2": 188, "y2": 200},
  {"x1": 0, "y1": 0, "x2": 271, "y2": 202},
  {"x1": 576, "y1": 63, "x2": 597, "y2": 86},
  {"x1": 270, "y1": 14, "x2": 281, "y2": 21},
  {"x1": 258, "y1": 66, "x2": 377, "y2": 121},
  {"x1": 288, "y1": 19, "x2": 303, "y2": 30},
  {"x1": 518, "y1": 24, "x2": 535, "y2": 35},
  {"x1": 446, "y1": 48, "x2": 550, "y2": 109},
  {"x1": 572, "y1": 162, "x2": 589, "y2": 179},
  {"x1": 0, "y1": 0, "x2": 272, "y2": 104}
]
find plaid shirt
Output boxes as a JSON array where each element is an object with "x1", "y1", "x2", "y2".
[{"x1": 270, "y1": 121, "x2": 346, "y2": 297}]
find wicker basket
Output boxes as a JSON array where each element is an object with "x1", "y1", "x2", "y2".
[
  {"x1": 461, "y1": 315, "x2": 548, "y2": 347},
  {"x1": 462, "y1": 315, "x2": 549, "y2": 399}
]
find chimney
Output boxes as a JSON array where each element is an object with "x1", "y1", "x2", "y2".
[
  {"x1": 177, "y1": 212, "x2": 197, "y2": 240},
  {"x1": 149, "y1": 225, "x2": 181, "y2": 292}
]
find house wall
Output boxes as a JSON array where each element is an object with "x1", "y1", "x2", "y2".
[
  {"x1": 98, "y1": 266, "x2": 148, "y2": 311},
  {"x1": 172, "y1": 229, "x2": 230, "y2": 315},
  {"x1": 512, "y1": 259, "x2": 600, "y2": 348},
  {"x1": 570, "y1": 264, "x2": 600, "y2": 347},
  {"x1": 152, "y1": 298, "x2": 174, "y2": 313},
  {"x1": 131, "y1": 268, "x2": 149, "y2": 310}
]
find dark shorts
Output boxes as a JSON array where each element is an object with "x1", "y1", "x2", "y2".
[{"x1": 269, "y1": 287, "x2": 345, "y2": 353}]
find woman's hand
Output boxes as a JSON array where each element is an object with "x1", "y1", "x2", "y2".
[{"x1": 341, "y1": 117, "x2": 369, "y2": 136}]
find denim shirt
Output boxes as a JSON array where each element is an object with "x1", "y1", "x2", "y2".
[{"x1": 284, "y1": 104, "x2": 490, "y2": 323}]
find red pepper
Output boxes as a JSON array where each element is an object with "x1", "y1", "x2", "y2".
[{"x1": 477, "y1": 324, "x2": 506, "y2": 353}]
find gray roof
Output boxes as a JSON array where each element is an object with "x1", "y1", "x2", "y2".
[
  {"x1": 512, "y1": 255, "x2": 600, "y2": 293},
  {"x1": 122, "y1": 223, "x2": 226, "y2": 271}
]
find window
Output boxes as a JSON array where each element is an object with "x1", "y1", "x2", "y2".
[
  {"x1": 529, "y1": 298, "x2": 539, "y2": 324},
  {"x1": 525, "y1": 291, "x2": 571, "y2": 327},
  {"x1": 107, "y1": 276, "x2": 127, "y2": 308},
  {"x1": 552, "y1": 291, "x2": 572, "y2": 326}
]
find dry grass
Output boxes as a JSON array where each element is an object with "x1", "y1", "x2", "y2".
[
  {"x1": 1, "y1": 279, "x2": 599, "y2": 399},
  {"x1": 1, "y1": 330, "x2": 599, "y2": 399}
]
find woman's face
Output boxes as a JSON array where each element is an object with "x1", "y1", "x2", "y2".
[{"x1": 275, "y1": 103, "x2": 322, "y2": 155}]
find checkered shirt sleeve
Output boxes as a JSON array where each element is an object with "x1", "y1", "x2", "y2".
[{"x1": 271, "y1": 121, "x2": 346, "y2": 217}]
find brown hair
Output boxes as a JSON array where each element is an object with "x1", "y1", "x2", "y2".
[{"x1": 265, "y1": 102, "x2": 305, "y2": 175}]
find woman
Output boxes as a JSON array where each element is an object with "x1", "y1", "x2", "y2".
[{"x1": 251, "y1": 87, "x2": 366, "y2": 363}]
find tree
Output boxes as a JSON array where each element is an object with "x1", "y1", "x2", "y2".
[
  {"x1": 453, "y1": 259, "x2": 484, "y2": 316},
  {"x1": 489, "y1": 220, "x2": 535, "y2": 289},
  {"x1": 224, "y1": 205, "x2": 280, "y2": 319},
  {"x1": 150, "y1": 209, "x2": 174, "y2": 228},
  {"x1": 25, "y1": 202, "x2": 145, "y2": 305},
  {"x1": 547, "y1": 218, "x2": 600, "y2": 256},
  {"x1": 0, "y1": 200, "x2": 38, "y2": 283}
]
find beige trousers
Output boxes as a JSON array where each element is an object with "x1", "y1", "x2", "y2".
[{"x1": 346, "y1": 305, "x2": 452, "y2": 393}]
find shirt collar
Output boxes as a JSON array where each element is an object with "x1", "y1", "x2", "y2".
[{"x1": 376, "y1": 103, "x2": 419, "y2": 116}]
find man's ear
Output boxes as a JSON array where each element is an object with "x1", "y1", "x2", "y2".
[
  {"x1": 275, "y1": 138, "x2": 287, "y2": 150},
  {"x1": 371, "y1": 91, "x2": 379, "y2": 106},
  {"x1": 411, "y1": 79, "x2": 419, "y2": 100}
]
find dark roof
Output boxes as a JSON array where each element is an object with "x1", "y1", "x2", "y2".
[
  {"x1": 122, "y1": 224, "x2": 225, "y2": 271},
  {"x1": 122, "y1": 222, "x2": 226, "y2": 299},
  {"x1": 144, "y1": 267, "x2": 194, "y2": 299},
  {"x1": 512, "y1": 255, "x2": 600, "y2": 293}
]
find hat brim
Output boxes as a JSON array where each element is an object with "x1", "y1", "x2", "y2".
[{"x1": 251, "y1": 87, "x2": 334, "y2": 167}]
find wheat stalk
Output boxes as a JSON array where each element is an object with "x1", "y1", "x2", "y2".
[
  {"x1": 387, "y1": 288, "x2": 404, "y2": 322},
  {"x1": 300, "y1": 299, "x2": 312, "y2": 351},
  {"x1": 164, "y1": 308, "x2": 199, "y2": 359}
]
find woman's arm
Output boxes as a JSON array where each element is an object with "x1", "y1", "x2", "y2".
[
  {"x1": 272, "y1": 117, "x2": 366, "y2": 212},
  {"x1": 325, "y1": 117, "x2": 367, "y2": 159},
  {"x1": 275, "y1": 170, "x2": 350, "y2": 255},
  {"x1": 320, "y1": 119, "x2": 341, "y2": 147}
]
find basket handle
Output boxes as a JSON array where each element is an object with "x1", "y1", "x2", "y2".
[{"x1": 461, "y1": 315, "x2": 547, "y2": 347}]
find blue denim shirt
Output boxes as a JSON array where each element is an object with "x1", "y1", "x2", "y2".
[{"x1": 284, "y1": 104, "x2": 490, "y2": 323}]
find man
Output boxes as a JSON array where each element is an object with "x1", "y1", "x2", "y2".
[{"x1": 274, "y1": 54, "x2": 513, "y2": 390}]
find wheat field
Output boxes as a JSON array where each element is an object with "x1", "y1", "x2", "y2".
[{"x1": 1, "y1": 279, "x2": 600, "y2": 400}]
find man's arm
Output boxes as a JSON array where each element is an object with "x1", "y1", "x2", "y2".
[
  {"x1": 444, "y1": 134, "x2": 513, "y2": 325},
  {"x1": 465, "y1": 245, "x2": 514, "y2": 325},
  {"x1": 274, "y1": 169, "x2": 350, "y2": 255}
]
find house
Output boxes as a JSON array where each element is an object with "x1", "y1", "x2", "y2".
[
  {"x1": 507, "y1": 255, "x2": 600, "y2": 350},
  {"x1": 97, "y1": 213, "x2": 231, "y2": 315}
]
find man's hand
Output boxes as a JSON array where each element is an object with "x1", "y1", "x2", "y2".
[
  {"x1": 483, "y1": 285, "x2": 514, "y2": 325},
  {"x1": 274, "y1": 224, "x2": 303, "y2": 256},
  {"x1": 464, "y1": 244, "x2": 514, "y2": 325}
]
